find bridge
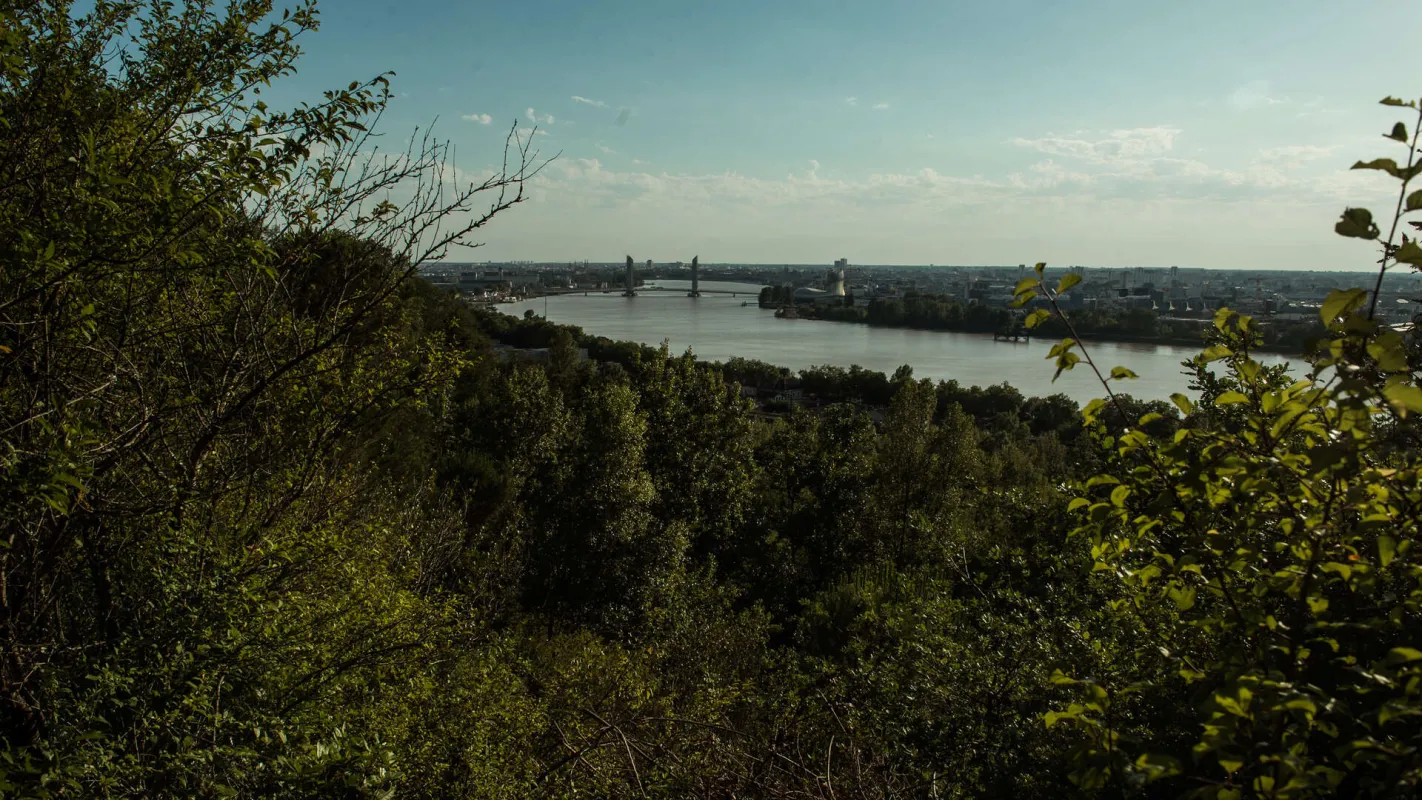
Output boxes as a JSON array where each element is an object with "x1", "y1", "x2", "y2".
[
  {"x1": 542, "y1": 285, "x2": 749, "y2": 297},
  {"x1": 549, "y1": 255, "x2": 751, "y2": 297}
]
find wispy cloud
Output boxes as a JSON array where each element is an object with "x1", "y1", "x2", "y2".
[
  {"x1": 526, "y1": 107, "x2": 555, "y2": 124},
  {"x1": 462, "y1": 113, "x2": 493, "y2": 125},
  {"x1": 872, "y1": 103, "x2": 889, "y2": 110},
  {"x1": 572, "y1": 95, "x2": 608, "y2": 108},
  {"x1": 845, "y1": 96, "x2": 858, "y2": 107},
  {"x1": 1257, "y1": 144, "x2": 1336, "y2": 164},
  {"x1": 1013, "y1": 127, "x2": 1181, "y2": 163},
  {"x1": 1229, "y1": 80, "x2": 1285, "y2": 111},
  {"x1": 598, "y1": 143, "x2": 616, "y2": 154},
  {"x1": 513, "y1": 128, "x2": 551, "y2": 147}
]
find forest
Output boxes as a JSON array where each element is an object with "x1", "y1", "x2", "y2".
[
  {"x1": 2, "y1": 3, "x2": 1421, "y2": 798},
  {"x1": 794, "y1": 293, "x2": 1327, "y2": 354}
]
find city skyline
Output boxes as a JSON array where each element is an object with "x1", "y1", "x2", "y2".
[{"x1": 285, "y1": 0, "x2": 1416, "y2": 270}]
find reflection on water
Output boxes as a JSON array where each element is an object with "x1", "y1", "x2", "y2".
[{"x1": 505, "y1": 280, "x2": 1306, "y2": 404}]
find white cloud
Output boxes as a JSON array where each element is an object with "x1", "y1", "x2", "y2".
[
  {"x1": 872, "y1": 102, "x2": 889, "y2": 110},
  {"x1": 845, "y1": 96, "x2": 858, "y2": 106},
  {"x1": 1229, "y1": 80, "x2": 1285, "y2": 110},
  {"x1": 1013, "y1": 127, "x2": 1181, "y2": 163},
  {"x1": 454, "y1": 120, "x2": 1393, "y2": 270},
  {"x1": 526, "y1": 107, "x2": 555, "y2": 124},
  {"x1": 1007, "y1": 159, "x2": 1095, "y2": 191},
  {"x1": 572, "y1": 95, "x2": 608, "y2": 108},
  {"x1": 598, "y1": 143, "x2": 616, "y2": 154},
  {"x1": 1257, "y1": 145, "x2": 1336, "y2": 167},
  {"x1": 462, "y1": 113, "x2": 493, "y2": 125}
]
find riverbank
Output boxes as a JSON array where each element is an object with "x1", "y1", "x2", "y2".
[{"x1": 792, "y1": 303, "x2": 1317, "y2": 357}]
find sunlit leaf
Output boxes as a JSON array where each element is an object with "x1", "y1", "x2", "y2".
[
  {"x1": 1200, "y1": 344, "x2": 1232, "y2": 362},
  {"x1": 1110, "y1": 485, "x2": 1130, "y2": 507},
  {"x1": 1320, "y1": 287, "x2": 1369, "y2": 324},
  {"x1": 1024, "y1": 309, "x2": 1051, "y2": 328},
  {"x1": 1215, "y1": 391, "x2": 1249, "y2": 406},
  {"x1": 1383, "y1": 383, "x2": 1422, "y2": 416},
  {"x1": 1386, "y1": 647, "x2": 1422, "y2": 664},
  {"x1": 1056, "y1": 273, "x2": 1082, "y2": 294},
  {"x1": 1170, "y1": 393, "x2": 1194, "y2": 415},
  {"x1": 1110, "y1": 366, "x2": 1138, "y2": 380}
]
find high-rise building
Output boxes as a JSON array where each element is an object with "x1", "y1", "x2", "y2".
[
  {"x1": 623, "y1": 255, "x2": 636, "y2": 297},
  {"x1": 688, "y1": 255, "x2": 700, "y2": 297}
]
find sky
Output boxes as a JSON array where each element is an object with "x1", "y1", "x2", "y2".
[{"x1": 269, "y1": 0, "x2": 1417, "y2": 269}]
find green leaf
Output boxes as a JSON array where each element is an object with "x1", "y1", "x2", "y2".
[
  {"x1": 1386, "y1": 647, "x2": 1422, "y2": 664},
  {"x1": 1395, "y1": 240, "x2": 1422, "y2": 267},
  {"x1": 1406, "y1": 189, "x2": 1422, "y2": 212},
  {"x1": 1168, "y1": 585, "x2": 1196, "y2": 611},
  {"x1": 1215, "y1": 391, "x2": 1249, "y2": 406},
  {"x1": 1335, "y1": 207, "x2": 1381, "y2": 240},
  {"x1": 1383, "y1": 383, "x2": 1422, "y2": 415},
  {"x1": 1386, "y1": 122, "x2": 1409, "y2": 142},
  {"x1": 1110, "y1": 485, "x2": 1131, "y2": 508},
  {"x1": 1013, "y1": 277, "x2": 1038, "y2": 296},
  {"x1": 1009, "y1": 291, "x2": 1037, "y2": 308},
  {"x1": 1170, "y1": 393, "x2": 1194, "y2": 415},
  {"x1": 1110, "y1": 366, "x2": 1138, "y2": 380},
  {"x1": 1056, "y1": 273, "x2": 1082, "y2": 294},
  {"x1": 1034, "y1": 262, "x2": 1046, "y2": 277},
  {"x1": 1381, "y1": 96, "x2": 1418, "y2": 108},
  {"x1": 1082, "y1": 397, "x2": 1108, "y2": 424},
  {"x1": 1379, "y1": 536, "x2": 1396, "y2": 568},
  {"x1": 1320, "y1": 287, "x2": 1369, "y2": 324},
  {"x1": 1368, "y1": 330, "x2": 1410, "y2": 372},
  {"x1": 1068, "y1": 497, "x2": 1090, "y2": 512},
  {"x1": 1200, "y1": 344, "x2": 1232, "y2": 363},
  {"x1": 1134, "y1": 753, "x2": 1183, "y2": 780},
  {"x1": 1353, "y1": 158, "x2": 1403, "y2": 177},
  {"x1": 1024, "y1": 309, "x2": 1050, "y2": 329}
]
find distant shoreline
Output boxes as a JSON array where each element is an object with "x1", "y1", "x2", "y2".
[{"x1": 781, "y1": 307, "x2": 1312, "y2": 358}]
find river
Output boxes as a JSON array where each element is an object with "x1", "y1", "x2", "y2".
[{"x1": 505, "y1": 280, "x2": 1306, "y2": 404}]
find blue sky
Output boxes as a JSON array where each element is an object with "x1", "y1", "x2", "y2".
[{"x1": 274, "y1": 0, "x2": 1415, "y2": 269}]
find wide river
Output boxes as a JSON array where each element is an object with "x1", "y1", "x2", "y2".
[{"x1": 506, "y1": 280, "x2": 1306, "y2": 404}]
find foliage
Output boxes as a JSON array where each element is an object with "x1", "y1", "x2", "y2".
[
  {"x1": 4, "y1": 4, "x2": 1420, "y2": 798},
  {"x1": 1014, "y1": 96, "x2": 1422, "y2": 797}
]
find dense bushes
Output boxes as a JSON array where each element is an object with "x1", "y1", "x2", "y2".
[{"x1": 3, "y1": 3, "x2": 1421, "y2": 798}]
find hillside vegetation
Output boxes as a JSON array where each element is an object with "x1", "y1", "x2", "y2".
[{"x1": 2, "y1": 3, "x2": 1421, "y2": 797}]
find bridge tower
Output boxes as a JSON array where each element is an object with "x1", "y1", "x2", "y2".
[
  {"x1": 688, "y1": 255, "x2": 701, "y2": 297},
  {"x1": 623, "y1": 255, "x2": 636, "y2": 297}
]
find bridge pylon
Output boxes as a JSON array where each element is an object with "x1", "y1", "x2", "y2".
[{"x1": 622, "y1": 255, "x2": 637, "y2": 297}]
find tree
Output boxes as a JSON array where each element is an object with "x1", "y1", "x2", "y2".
[{"x1": 0, "y1": 1, "x2": 541, "y2": 792}]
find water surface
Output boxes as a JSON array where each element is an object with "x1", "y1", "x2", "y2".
[{"x1": 507, "y1": 280, "x2": 1305, "y2": 404}]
